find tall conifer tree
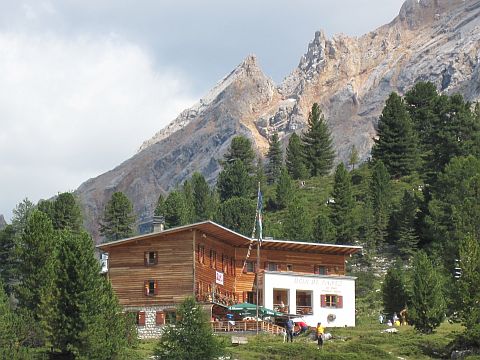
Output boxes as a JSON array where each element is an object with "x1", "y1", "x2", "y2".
[
  {"x1": 191, "y1": 172, "x2": 213, "y2": 221},
  {"x1": 265, "y1": 132, "x2": 283, "y2": 184},
  {"x1": 275, "y1": 167, "x2": 294, "y2": 210},
  {"x1": 372, "y1": 92, "x2": 419, "y2": 178},
  {"x1": 369, "y1": 161, "x2": 391, "y2": 246},
  {"x1": 330, "y1": 163, "x2": 355, "y2": 244},
  {"x1": 286, "y1": 133, "x2": 308, "y2": 180},
  {"x1": 301, "y1": 103, "x2": 335, "y2": 177},
  {"x1": 99, "y1": 192, "x2": 136, "y2": 241}
]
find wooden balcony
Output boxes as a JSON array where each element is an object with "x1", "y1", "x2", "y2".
[{"x1": 211, "y1": 320, "x2": 284, "y2": 335}]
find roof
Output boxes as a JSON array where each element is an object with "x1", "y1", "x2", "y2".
[{"x1": 97, "y1": 220, "x2": 362, "y2": 256}]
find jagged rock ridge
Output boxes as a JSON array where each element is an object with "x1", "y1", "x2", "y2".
[{"x1": 76, "y1": 0, "x2": 480, "y2": 240}]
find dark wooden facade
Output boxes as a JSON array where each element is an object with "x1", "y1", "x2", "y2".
[{"x1": 98, "y1": 221, "x2": 360, "y2": 308}]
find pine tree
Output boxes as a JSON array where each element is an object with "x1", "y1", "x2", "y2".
[
  {"x1": 223, "y1": 136, "x2": 256, "y2": 173},
  {"x1": 217, "y1": 160, "x2": 253, "y2": 202},
  {"x1": 155, "y1": 297, "x2": 224, "y2": 360},
  {"x1": 312, "y1": 212, "x2": 336, "y2": 244},
  {"x1": 409, "y1": 251, "x2": 445, "y2": 333},
  {"x1": 0, "y1": 225, "x2": 15, "y2": 295},
  {"x1": 283, "y1": 197, "x2": 312, "y2": 241},
  {"x1": 191, "y1": 172, "x2": 213, "y2": 221},
  {"x1": 372, "y1": 92, "x2": 419, "y2": 178},
  {"x1": 15, "y1": 210, "x2": 58, "y2": 341},
  {"x1": 275, "y1": 167, "x2": 294, "y2": 210},
  {"x1": 286, "y1": 132, "x2": 308, "y2": 180},
  {"x1": 330, "y1": 163, "x2": 356, "y2": 244},
  {"x1": 348, "y1": 145, "x2": 359, "y2": 171},
  {"x1": 11, "y1": 198, "x2": 34, "y2": 235},
  {"x1": 265, "y1": 132, "x2": 283, "y2": 184},
  {"x1": 0, "y1": 278, "x2": 16, "y2": 351},
  {"x1": 456, "y1": 234, "x2": 480, "y2": 346},
  {"x1": 301, "y1": 103, "x2": 335, "y2": 177},
  {"x1": 154, "y1": 193, "x2": 166, "y2": 216},
  {"x1": 382, "y1": 260, "x2": 409, "y2": 318},
  {"x1": 49, "y1": 230, "x2": 128, "y2": 358},
  {"x1": 164, "y1": 190, "x2": 189, "y2": 229},
  {"x1": 99, "y1": 192, "x2": 136, "y2": 241},
  {"x1": 216, "y1": 197, "x2": 255, "y2": 236},
  {"x1": 396, "y1": 190, "x2": 419, "y2": 259},
  {"x1": 51, "y1": 192, "x2": 83, "y2": 231},
  {"x1": 369, "y1": 161, "x2": 391, "y2": 247}
]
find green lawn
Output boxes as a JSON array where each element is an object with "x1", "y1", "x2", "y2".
[{"x1": 131, "y1": 320, "x2": 477, "y2": 360}]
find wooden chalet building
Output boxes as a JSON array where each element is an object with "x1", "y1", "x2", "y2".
[{"x1": 97, "y1": 221, "x2": 361, "y2": 338}]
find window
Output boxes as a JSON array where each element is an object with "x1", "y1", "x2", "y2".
[
  {"x1": 286, "y1": 264, "x2": 293, "y2": 272},
  {"x1": 197, "y1": 244, "x2": 205, "y2": 264},
  {"x1": 210, "y1": 250, "x2": 217, "y2": 269},
  {"x1": 265, "y1": 262, "x2": 279, "y2": 271},
  {"x1": 321, "y1": 294, "x2": 343, "y2": 308},
  {"x1": 164, "y1": 310, "x2": 177, "y2": 324},
  {"x1": 155, "y1": 311, "x2": 165, "y2": 325},
  {"x1": 144, "y1": 280, "x2": 158, "y2": 296},
  {"x1": 243, "y1": 261, "x2": 256, "y2": 273},
  {"x1": 136, "y1": 311, "x2": 146, "y2": 326},
  {"x1": 144, "y1": 251, "x2": 158, "y2": 266},
  {"x1": 296, "y1": 290, "x2": 313, "y2": 314},
  {"x1": 314, "y1": 265, "x2": 327, "y2": 275},
  {"x1": 246, "y1": 291, "x2": 256, "y2": 304}
]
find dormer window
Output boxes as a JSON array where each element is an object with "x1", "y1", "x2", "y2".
[{"x1": 144, "y1": 251, "x2": 158, "y2": 266}]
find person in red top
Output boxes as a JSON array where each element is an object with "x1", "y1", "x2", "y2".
[{"x1": 296, "y1": 321, "x2": 309, "y2": 335}]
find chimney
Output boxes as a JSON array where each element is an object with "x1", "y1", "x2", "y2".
[{"x1": 152, "y1": 216, "x2": 165, "y2": 233}]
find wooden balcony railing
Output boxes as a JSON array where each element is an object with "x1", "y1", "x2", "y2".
[
  {"x1": 273, "y1": 303, "x2": 289, "y2": 314},
  {"x1": 211, "y1": 320, "x2": 284, "y2": 335},
  {"x1": 296, "y1": 306, "x2": 313, "y2": 315}
]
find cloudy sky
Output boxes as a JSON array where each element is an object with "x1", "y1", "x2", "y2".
[{"x1": 0, "y1": 0, "x2": 405, "y2": 221}]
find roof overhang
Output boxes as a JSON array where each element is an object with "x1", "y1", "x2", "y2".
[{"x1": 96, "y1": 220, "x2": 362, "y2": 256}]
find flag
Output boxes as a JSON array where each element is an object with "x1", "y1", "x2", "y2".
[{"x1": 257, "y1": 186, "x2": 263, "y2": 244}]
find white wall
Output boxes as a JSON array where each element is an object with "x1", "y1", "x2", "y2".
[{"x1": 262, "y1": 272, "x2": 356, "y2": 328}]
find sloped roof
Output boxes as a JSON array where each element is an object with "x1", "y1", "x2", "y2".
[{"x1": 97, "y1": 220, "x2": 362, "y2": 256}]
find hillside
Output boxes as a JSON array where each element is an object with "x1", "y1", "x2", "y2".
[{"x1": 76, "y1": 0, "x2": 480, "y2": 240}]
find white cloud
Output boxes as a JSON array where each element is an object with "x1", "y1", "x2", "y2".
[{"x1": 0, "y1": 31, "x2": 197, "y2": 221}]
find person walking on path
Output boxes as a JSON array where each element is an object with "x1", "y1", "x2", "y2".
[
  {"x1": 285, "y1": 318, "x2": 294, "y2": 342},
  {"x1": 316, "y1": 322, "x2": 325, "y2": 348}
]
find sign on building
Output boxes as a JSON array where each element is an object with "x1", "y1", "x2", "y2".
[{"x1": 215, "y1": 271, "x2": 224, "y2": 285}]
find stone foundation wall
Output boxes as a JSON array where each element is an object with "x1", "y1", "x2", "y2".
[{"x1": 125, "y1": 305, "x2": 172, "y2": 339}]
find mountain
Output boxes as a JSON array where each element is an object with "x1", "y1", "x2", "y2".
[{"x1": 77, "y1": 0, "x2": 480, "y2": 240}]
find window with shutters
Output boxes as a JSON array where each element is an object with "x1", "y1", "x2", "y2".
[
  {"x1": 136, "y1": 311, "x2": 146, "y2": 326},
  {"x1": 144, "y1": 251, "x2": 158, "y2": 266},
  {"x1": 210, "y1": 250, "x2": 217, "y2": 269},
  {"x1": 314, "y1": 265, "x2": 327, "y2": 275},
  {"x1": 155, "y1": 311, "x2": 165, "y2": 326},
  {"x1": 164, "y1": 309, "x2": 177, "y2": 324},
  {"x1": 244, "y1": 261, "x2": 255, "y2": 273},
  {"x1": 144, "y1": 279, "x2": 158, "y2": 296},
  {"x1": 321, "y1": 294, "x2": 343, "y2": 308},
  {"x1": 197, "y1": 244, "x2": 205, "y2": 264}
]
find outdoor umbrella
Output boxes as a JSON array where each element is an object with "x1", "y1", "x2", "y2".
[{"x1": 228, "y1": 302, "x2": 282, "y2": 317}]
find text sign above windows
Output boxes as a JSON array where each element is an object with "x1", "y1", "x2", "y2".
[{"x1": 215, "y1": 271, "x2": 224, "y2": 285}]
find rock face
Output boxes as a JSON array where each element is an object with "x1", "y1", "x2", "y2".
[{"x1": 77, "y1": 0, "x2": 480, "y2": 240}]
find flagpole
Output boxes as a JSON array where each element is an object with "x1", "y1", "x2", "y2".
[{"x1": 255, "y1": 182, "x2": 261, "y2": 335}]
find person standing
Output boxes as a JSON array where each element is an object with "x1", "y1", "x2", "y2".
[
  {"x1": 285, "y1": 318, "x2": 294, "y2": 342},
  {"x1": 316, "y1": 322, "x2": 325, "y2": 348}
]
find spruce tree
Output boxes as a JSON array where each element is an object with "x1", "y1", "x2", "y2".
[
  {"x1": 265, "y1": 132, "x2": 283, "y2": 184},
  {"x1": 51, "y1": 192, "x2": 83, "y2": 231},
  {"x1": 99, "y1": 191, "x2": 136, "y2": 241},
  {"x1": 164, "y1": 190, "x2": 189, "y2": 229},
  {"x1": 154, "y1": 193, "x2": 166, "y2": 216},
  {"x1": 15, "y1": 210, "x2": 57, "y2": 341},
  {"x1": 301, "y1": 103, "x2": 335, "y2": 177},
  {"x1": 216, "y1": 197, "x2": 255, "y2": 236},
  {"x1": 0, "y1": 225, "x2": 15, "y2": 295},
  {"x1": 217, "y1": 160, "x2": 253, "y2": 202},
  {"x1": 0, "y1": 278, "x2": 16, "y2": 351},
  {"x1": 286, "y1": 132, "x2": 308, "y2": 180},
  {"x1": 456, "y1": 234, "x2": 480, "y2": 346},
  {"x1": 191, "y1": 172, "x2": 213, "y2": 221},
  {"x1": 369, "y1": 161, "x2": 391, "y2": 247},
  {"x1": 396, "y1": 190, "x2": 419, "y2": 259},
  {"x1": 223, "y1": 136, "x2": 255, "y2": 173},
  {"x1": 155, "y1": 297, "x2": 224, "y2": 360},
  {"x1": 382, "y1": 260, "x2": 409, "y2": 318},
  {"x1": 275, "y1": 167, "x2": 294, "y2": 210},
  {"x1": 330, "y1": 163, "x2": 356, "y2": 244},
  {"x1": 409, "y1": 251, "x2": 445, "y2": 333},
  {"x1": 283, "y1": 197, "x2": 312, "y2": 241},
  {"x1": 182, "y1": 179, "x2": 195, "y2": 224},
  {"x1": 372, "y1": 92, "x2": 419, "y2": 178},
  {"x1": 49, "y1": 230, "x2": 128, "y2": 358},
  {"x1": 312, "y1": 212, "x2": 336, "y2": 244}
]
